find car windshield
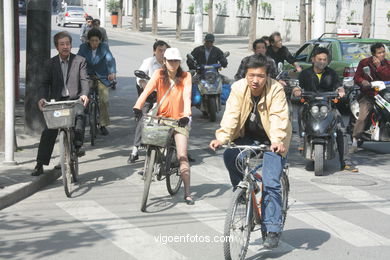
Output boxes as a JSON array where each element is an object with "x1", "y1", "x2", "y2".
[
  {"x1": 341, "y1": 42, "x2": 390, "y2": 61},
  {"x1": 67, "y1": 7, "x2": 84, "y2": 12}
]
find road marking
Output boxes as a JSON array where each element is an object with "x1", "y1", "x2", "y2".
[
  {"x1": 289, "y1": 198, "x2": 390, "y2": 247},
  {"x1": 56, "y1": 200, "x2": 186, "y2": 260},
  {"x1": 291, "y1": 169, "x2": 390, "y2": 216}
]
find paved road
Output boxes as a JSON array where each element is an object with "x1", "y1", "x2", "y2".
[{"x1": 2, "y1": 16, "x2": 390, "y2": 260}]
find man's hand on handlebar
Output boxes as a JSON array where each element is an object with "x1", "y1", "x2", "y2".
[
  {"x1": 80, "y1": 95, "x2": 89, "y2": 107},
  {"x1": 270, "y1": 142, "x2": 286, "y2": 154},
  {"x1": 209, "y1": 139, "x2": 223, "y2": 151},
  {"x1": 178, "y1": 117, "x2": 190, "y2": 127},
  {"x1": 38, "y1": 98, "x2": 46, "y2": 111},
  {"x1": 133, "y1": 108, "x2": 143, "y2": 122}
]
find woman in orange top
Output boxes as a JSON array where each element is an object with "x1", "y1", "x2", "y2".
[{"x1": 133, "y1": 48, "x2": 194, "y2": 205}]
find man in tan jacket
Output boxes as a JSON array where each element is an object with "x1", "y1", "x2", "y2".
[{"x1": 210, "y1": 54, "x2": 291, "y2": 249}]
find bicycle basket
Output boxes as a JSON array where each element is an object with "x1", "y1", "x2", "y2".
[
  {"x1": 42, "y1": 102, "x2": 77, "y2": 129},
  {"x1": 141, "y1": 118, "x2": 174, "y2": 147}
]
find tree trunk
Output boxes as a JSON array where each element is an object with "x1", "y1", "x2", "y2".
[
  {"x1": 118, "y1": 0, "x2": 124, "y2": 28},
  {"x1": 248, "y1": 0, "x2": 258, "y2": 51},
  {"x1": 176, "y1": 0, "x2": 182, "y2": 39},
  {"x1": 141, "y1": 0, "x2": 147, "y2": 30},
  {"x1": 208, "y1": 0, "x2": 214, "y2": 33},
  {"x1": 299, "y1": 0, "x2": 306, "y2": 44},
  {"x1": 132, "y1": 0, "x2": 140, "y2": 32},
  {"x1": 361, "y1": 0, "x2": 372, "y2": 38},
  {"x1": 0, "y1": 0, "x2": 4, "y2": 151},
  {"x1": 152, "y1": 0, "x2": 158, "y2": 35},
  {"x1": 194, "y1": 0, "x2": 203, "y2": 44},
  {"x1": 307, "y1": 0, "x2": 312, "y2": 40}
]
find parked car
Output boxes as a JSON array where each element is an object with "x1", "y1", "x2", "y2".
[
  {"x1": 56, "y1": 5, "x2": 87, "y2": 27},
  {"x1": 284, "y1": 34, "x2": 390, "y2": 82}
]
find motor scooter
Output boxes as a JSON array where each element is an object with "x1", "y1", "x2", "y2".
[
  {"x1": 187, "y1": 52, "x2": 230, "y2": 122},
  {"x1": 299, "y1": 91, "x2": 340, "y2": 176}
]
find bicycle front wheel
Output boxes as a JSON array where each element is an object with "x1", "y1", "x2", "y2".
[
  {"x1": 60, "y1": 131, "x2": 73, "y2": 198},
  {"x1": 223, "y1": 187, "x2": 252, "y2": 260},
  {"x1": 89, "y1": 101, "x2": 97, "y2": 146},
  {"x1": 166, "y1": 145, "x2": 182, "y2": 195},
  {"x1": 141, "y1": 147, "x2": 157, "y2": 212}
]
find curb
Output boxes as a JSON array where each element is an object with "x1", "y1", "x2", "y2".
[{"x1": 0, "y1": 170, "x2": 61, "y2": 210}]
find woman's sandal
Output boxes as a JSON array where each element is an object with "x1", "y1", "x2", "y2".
[{"x1": 184, "y1": 195, "x2": 195, "y2": 205}]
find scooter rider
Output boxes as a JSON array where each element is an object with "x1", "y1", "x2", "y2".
[
  {"x1": 210, "y1": 54, "x2": 292, "y2": 249},
  {"x1": 186, "y1": 33, "x2": 228, "y2": 72},
  {"x1": 351, "y1": 42, "x2": 390, "y2": 152},
  {"x1": 128, "y1": 40, "x2": 170, "y2": 164},
  {"x1": 292, "y1": 47, "x2": 358, "y2": 172}
]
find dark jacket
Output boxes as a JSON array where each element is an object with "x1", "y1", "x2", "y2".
[
  {"x1": 187, "y1": 45, "x2": 228, "y2": 70},
  {"x1": 77, "y1": 43, "x2": 117, "y2": 87},
  {"x1": 299, "y1": 66, "x2": 340, "y2": 93},
  {"x1": 40, "y1": 53, "x2": 89, "y2": 101},
  {"x1": 234, "y1": 55, "x2": 277, "y2": 81},
  {"x1": 354, "y1": 57, "x2": 390, "y2": 96},
  {"x1": 266, "y1": 46, "x2": 296, "y2": 65}
]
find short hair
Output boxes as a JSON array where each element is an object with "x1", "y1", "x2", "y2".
[
  {"x1": 245, "y1": 54, "x2": 269, "y2": 75},
  {"x1": 311, "y1": 47, "x2": 329, "y2": 57},
  {"x1": 260, "y1": 36, "x2": 270, "y2": 42},
  {"x1": 371, "y1": 42, "x2": 385, "y2": 55},
  {"x1": 54, "y1": 31, "x2": 72, "y2": 47},
  {"x1": 252, "y1": 39, "x2": 266, "y2": 51},
  {"x1": 86, "y1": 16, "x2": 93, "y2": 21},
  {"x1": 92, "y1": 19, "x2": 100, "y2": 26},
  {"x1": 87, "y1": 28, "x2": 102, "y2": 40},
  {"x1": 153, "y1": 40, "x2": 170, "y2": 51},
  {"x1": 269, "y1": 32, "x2": 281, "y2": 44}
]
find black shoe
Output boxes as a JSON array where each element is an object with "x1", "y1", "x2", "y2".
[
  {"x1": 100, "y1": 126, "x2": 109, "y2": 136},
  {"x1": 184, "y1": 195, "x2": 195, "y2": 205},
  {"x1": 127, "y1": 154, "x2": 139, "y2": 164},
  {"x1": 305, "y1": 161, "x2": 314, "y2": 171},
  {"x1": 31, "y1": 164, "x2": 44, "y2": 176},
  {"x1": 263, "y1": 232, "x2": 280, "y2": 249},
  {"x1": 188, "y1": 154, "x2": 195, "y2": 162},
  {"x1": 76, "y1": 148, "x2": 86, "y2": 157}
]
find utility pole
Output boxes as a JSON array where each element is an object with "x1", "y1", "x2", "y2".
[
  {"x1": 248, "y1": 0, "x2": 258, "y2": 51},
  {"x1": 361, "y1": 0, "x2": 372, "y2": 38},
  {"x1": 151, "y1": 0, "x2": 157, "y2": 35},
  {"x1": 299, "y1": 0, "x2": 307, "y2": 44},
  {"x1": 194, "y1": 0, "x2": 203, "y2": 44},
  {"x1": 25, "y1": 0, "x2": 52, "y2": 133},
  {"x1": 3, "y1": 0, "x2": 16, "y2": 164},
  {"x1": 101, "y1": 0, "x2": 107, "y2": 28},
  {"x1": 313, "y1": 0, "x2": 326, "y2": 39},
  {"x1": 0, "y1": 0, "x2": 5, "y2": 154},
  {"x1": 176, "y1": 0, "x2": 182, "y2": 39},
  {"x1": 307, "y1": 0, "x2": 312, "y2": 40}
]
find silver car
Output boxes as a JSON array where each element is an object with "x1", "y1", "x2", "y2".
[{"x1": 56, "y1": 5, "x2": 87, "y2": 27}]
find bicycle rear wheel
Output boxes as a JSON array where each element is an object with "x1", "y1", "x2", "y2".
[
  {"x1": 223, "y1": 187, "x2": 252, "y2": 260},
  {"x1": 141, "y1": 147, "x2": 157, "y2": 212},
  {"x1": 60, "y1": 131, "x2": 73, "y2": 197},
  {"x1": 89, "y1": 101, "x2": 97, "y2": 146},
  {"x1": 280, "y1": 170, "x2": 290, "y2": 229},
  {"x1": 166, "y1": 145, "x2": 182, "y2": 195}
]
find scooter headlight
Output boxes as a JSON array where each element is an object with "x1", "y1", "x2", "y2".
[
  {"x1": 311, "y1": 106, "x2": 319, "y2": 115},
  {"x1": 320, "y1": 105, "x2": 328, "y2": 115}
]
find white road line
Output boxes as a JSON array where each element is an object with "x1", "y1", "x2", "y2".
[
  {"x1": 291, "y1": 169, "x2": 390, "y2": 216},
  {"x1": 289, "y1": 198, "x2": 390, "y2": 247},
  {"x1": 56, "y1": 200, "x2": 186, "y2": 260}
]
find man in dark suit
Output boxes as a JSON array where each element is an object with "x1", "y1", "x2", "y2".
[
  {"x1": 31, "y1": 31, "x2": 89, "y2": 176},
  {"x1": 187, "y1": 34, "x2": 228, "y2": 70}
]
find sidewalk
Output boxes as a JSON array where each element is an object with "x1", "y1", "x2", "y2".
[{"x1": 0, "y1": 102, "x2": 62, "y2": 210}]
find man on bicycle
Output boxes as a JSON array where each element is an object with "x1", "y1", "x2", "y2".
[
  {"x1": 128, "y1": 40, "x2": 170, "y2": 163},
  {"x1": 210, "y1": 54, "x2": 292, "y2": 248},
  {"x1": 31, "y1": 31, "x2": 89, "y2": 176},
  {"x1": 78, "y1": 28, "x2": 117, "y2": 136}
]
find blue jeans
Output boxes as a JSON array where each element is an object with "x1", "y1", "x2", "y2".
[{"x1": 223, "y1": 137, "x2": 285, "y2": 233}]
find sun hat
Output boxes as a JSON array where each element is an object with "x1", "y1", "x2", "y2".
[{"x1": 164, "y1": 48, "x2": 182, "y2": 61}]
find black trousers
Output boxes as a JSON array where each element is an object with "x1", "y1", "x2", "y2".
[{"x1": 37, "y1": 102, "x2": 85, "y2": 165}]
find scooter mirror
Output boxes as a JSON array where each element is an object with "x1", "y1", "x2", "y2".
[
  {"x1": 134, "y1": 70, "x2": 150, "y2": 80},
  {"x1": 363, "y1": 66, "x2": 371, "y2": 77},
  {"x1": 223, "y1": 51, "x2": 230, "y2": 58}
]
